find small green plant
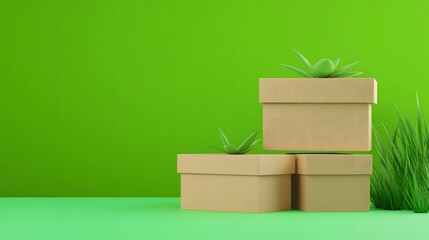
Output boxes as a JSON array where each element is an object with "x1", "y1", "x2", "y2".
[
  {"x1": 209, "y1": 128, "x2": 261, "y2": 154},
  {"x1": 371, "y1": 95, "x2": 429, "y2": 213},
  {"x1": 281, "y1": 49, "x2": 363, "y2": 78}
]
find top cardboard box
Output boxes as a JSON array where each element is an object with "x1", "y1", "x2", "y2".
[{"x1": 259, "y1": 78, "x2": 377, "y2": 151}]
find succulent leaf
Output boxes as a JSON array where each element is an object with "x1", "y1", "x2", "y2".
[
  {"x1": 332, "y1": 58, "x2": 341, "y2": 68},
  {"x1": 224, "y1": 144, "x2": 238, "y2": 154},
  {"x1": 217, "y1": 127, "x2": 230, "y2": 146},
  {"x1": 207, "y1": 144, "x2": 227, "y2": 153},
  {"x1": 239, "y1": 147, "x2": 257, "y2": 154},
  {"x1": 281, "y1": 64, "x2": 312, "y2": 78},
  {"x1": 292, "y1": 49, "x2": 313, "y2": 72},
  {"x1": 238, "y1": 130, "x2": 259, "y2": 153},
  {"x1": 330, "y1": 60, "x2": 361, "y2": 77},
  {"x1": 311, "y1": 58, "x2": 335, "y2": 78},
  {"x1": 239, "y1": 139, "x2": 261, "y2": 154},
  {"x1": 250, "y1": 139, "x2": 261, "y2": 147},
  {"x1": 333, "y1": 71, "x2": 363, "y2": 78}
]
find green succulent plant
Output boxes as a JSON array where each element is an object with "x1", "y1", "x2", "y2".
[
  {"x1": 281, "y1": 49, "x2": 363, "y2": 78},
  {"x1": 210, "y1": 128, "x2": 261, "y2": 154}
]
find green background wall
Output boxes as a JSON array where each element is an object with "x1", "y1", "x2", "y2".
[{"x1": 1, "y1": 0, "x2": 428, "y2": 196}]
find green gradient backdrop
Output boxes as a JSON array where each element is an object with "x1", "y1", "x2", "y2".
[{"x1": 1, "y1": 0, "x2": 428, "y2": 196}]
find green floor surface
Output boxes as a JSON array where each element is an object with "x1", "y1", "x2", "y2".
[{"x1": 0, "y1": 198, "x2": 427, "y2": 240}]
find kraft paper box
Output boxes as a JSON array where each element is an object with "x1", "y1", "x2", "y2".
[
  {"x1": 177, "y1": 154, "x2": 295, "y2": 213},
  {"x1": 259, "y1": 78, "x2": 377, "y2": 151},
  {"x1": 295, "y1": 154, "x2": 372, "y2": 212}
]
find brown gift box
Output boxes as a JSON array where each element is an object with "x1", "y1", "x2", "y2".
[
  {"x1": 294, "y1": 154, "x2": 372, "y2": 212},
  {"x1": 177, "y1": 154, "x2": 295, "y2": 213},
  {"x1": 259, "y1": 78, "x2": 377, "y2": 151}
]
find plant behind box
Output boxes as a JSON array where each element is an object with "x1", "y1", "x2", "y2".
[
  {"x1": 281, "y1": 49, "x2": 363, "y2": 78},
  {"x1": 371, "y1": 95, "x2": 429, "y2": 213},
  {"x1": 209, "y1": 128, "x2": 261, "y2": 154}
]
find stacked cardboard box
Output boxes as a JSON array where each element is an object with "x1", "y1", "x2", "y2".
[{"x1": 178, "y1": 154, "x2": 295, "y2": 213}]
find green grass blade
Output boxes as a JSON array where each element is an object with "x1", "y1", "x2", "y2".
[
  {"x1": 416, "y1": 93, "x2": 425, "y2": 147},
  {"x1": 281, "y1": 64, "x2": 312, "y2": 78}
]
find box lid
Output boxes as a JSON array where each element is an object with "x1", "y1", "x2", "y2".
[
  {"x1": 177, "y1": 154, "x2": 295, "y2": 176},
  {"x1": 259, "y1": 78, "x2": 377, "y2": 103},
  {"x1": 296, "y1": 154, "x2": 372, "y2": 175}
]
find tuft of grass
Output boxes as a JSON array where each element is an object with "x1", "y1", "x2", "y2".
[
  {"x1": 404, "y1": 174, "x2": 429, "y2": 213},
  {"x1": 371, "y1": 95, "x2": 429, "y2": 213}
]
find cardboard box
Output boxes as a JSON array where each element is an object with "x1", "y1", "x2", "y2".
[
  {"x1": 295, "y1": 154, "x2": 372, "y2": 212},
  {"x1": 177, "y1": 154, "x2": 295, "y2": 213},
  {"x1": 260, "y1": 78, "x2": 377, "y2": 151}
]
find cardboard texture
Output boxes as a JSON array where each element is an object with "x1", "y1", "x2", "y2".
[
  {"x1": 178, "y1": 154, "x2": 295, "y2": 213},
  {"x1": 295, "y1": 154, "x2": 372, "y2": 212},
  {"x1": 260, "y1": 78, "x2": 377, "y2": 151}
]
